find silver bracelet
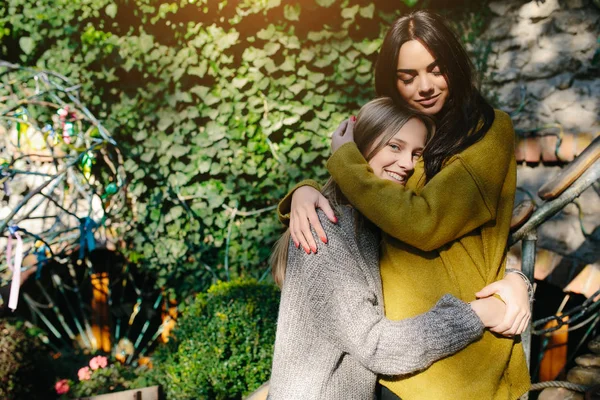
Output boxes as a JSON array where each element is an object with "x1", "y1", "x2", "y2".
[{"x1": 505, "y1": 268, "x2": 535, "y2": 303}]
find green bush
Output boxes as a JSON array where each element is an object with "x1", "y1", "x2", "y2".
[
  {"x1": 0, "y1": 319, "x2": 56, "y2": 399},
  {"x1": 152, "y1": 279, "x2": 280, "y2": 400}
]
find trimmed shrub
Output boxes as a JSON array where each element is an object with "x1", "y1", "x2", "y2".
[
  {"x1": 152, "y1": 279, "x2": 280, "y2": 400},
  {"x1": 0, "y1": 319, "x2": 56, "y2": 399}
]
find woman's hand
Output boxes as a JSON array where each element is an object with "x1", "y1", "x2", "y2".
[
  {"x1": 331, "y1": 117, "x2": 356, "y2": 153},
  {"x1": 290, "y1": 186, "x2": 336, "y2": 254},
  {"x1": 470, "y1": 297, "x2": 506, "y2": 329},
  {"x1": 475, "y1": 273, "x2": 531, "y2": 336}
]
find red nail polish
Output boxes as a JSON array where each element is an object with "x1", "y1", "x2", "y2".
[
  {"x1": 304, "y1": 247, "x2": 310, "y2": 254},
  {"x1": 321, "y1": 236, "x2": 328, "y2": 244},
  {"x1": 310, "y1": 246, "x2": 317, "y2": 253},
  {"x1": 350, "y1": 115, "x2": 356, "y2": 122},
  {"x1": 333, "y1": 216, "x2": 338, "y2": 224},
  {"x1": 294, "y1": 241, "x2": 299, "y2": 248}
]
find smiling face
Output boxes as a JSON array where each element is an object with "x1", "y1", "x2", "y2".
[
  {"x1": 396, "y1": 40, "x2": 449, "y2": 115},
  {"x1": 367, "y1": 117, "x2": 427, "y2": 186}
]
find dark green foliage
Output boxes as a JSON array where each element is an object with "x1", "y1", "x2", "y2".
[
  {"x1": 0, "y1": 0, "x2": 411, "y2": 296},
  {"x1": 151, "y1": 279, "x2": 280, "y2": 399},
  {"x1": 0, "y1": 319, "x2": 56, "y2": 399},
  {"x1": 67, "y1": 363, "x2": 150, "y2": 399}
]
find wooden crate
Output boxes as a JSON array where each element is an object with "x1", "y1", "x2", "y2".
[{"x1": 77, "y1": 386, "x2": 160, "y2": 400}]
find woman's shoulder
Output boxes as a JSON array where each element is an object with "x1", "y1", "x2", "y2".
[{"x1": 490, "y1": 109, "x2": 515, "y2": 136}]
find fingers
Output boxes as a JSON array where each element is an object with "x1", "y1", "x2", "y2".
[
  {"x1": 345, "y1": 116, "x2": 356, "y2": 140},
  {"x1": 317, "y1": 195, "x2": 337, "y2": 227},
  {"x1": 333, "y1": 120, "x2": 349, "y2": 138},
  {"x1": 475, "y1": 282, "x2": 499, "y2": 298},
  {"x1": 516, "y1": 312, "x2": 531, "y2": 335}
]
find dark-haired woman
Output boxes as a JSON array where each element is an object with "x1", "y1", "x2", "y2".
[{"x1": 278, "y1": 10, "x2": 531, "y2": 400}]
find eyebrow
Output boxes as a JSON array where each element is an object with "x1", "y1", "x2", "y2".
[{"x1": 396, "y1": 60, "x2": 439, "y2": 74}]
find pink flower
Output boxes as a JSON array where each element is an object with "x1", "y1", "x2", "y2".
[
  {"x1": 55, "y1": 379, "x2": 70, "y2": 395},
  {"x1": 77, "y1": 366, "x2": 91, "y2": 381},
  {"x1": 89, "y1": 355, "x2": 108, "y2": 370}
]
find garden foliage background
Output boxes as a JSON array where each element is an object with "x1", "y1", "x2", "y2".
[{"x1": 0, "y1": 0, "x2": 486, "y2": 298}]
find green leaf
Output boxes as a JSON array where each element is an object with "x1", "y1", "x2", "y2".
[
  {"x1": 168, "y1": 144, "x2": 189, "y2": 158},
  {"x1": 316, "y1": 0, "x2": 336, "y2": 7},
  {"x1": 257, "y1": 25, "x2": 276, "y2": 40},
  {"x1": 139, "y1": 34, "x2": 153, "y2": 53},
  {"x1": 284, "y1": 4, "x2": 301, "y2": 21},
  {"x1": 105, "y1": 3, "x2": 118, "y2": 18},
  {"x1": 341, "y1": 5, "x2": 359, "y2": 20},
  {"x1": 359, "y1": 4, "x2": 375, "y2": 19},
  {"x1": 19, "y1": 37, "x2": 34, "y2": 55},
  {"x1": 403, "y1": 0, "x2": 419, "y2": 7},
  {"x1": 353, "y1": 38, "x2": 382, "y2": 56}
]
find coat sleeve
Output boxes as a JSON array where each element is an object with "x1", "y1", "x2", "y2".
[
  {"x1": 297, "y1": 214, "x2": 484, "y2": 375},
  {"x1": 326, "y1": 112, "x2": 515, "y2": 251},
  {"x1": 277, "y1": 179, "x2": 321, "y2": 225}
]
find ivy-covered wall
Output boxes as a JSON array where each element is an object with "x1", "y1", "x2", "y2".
[{"x1": 0, "y1": 0, "x2": 482, "y2": 297}]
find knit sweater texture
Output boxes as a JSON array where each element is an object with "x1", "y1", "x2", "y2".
[
  {"x1": 268, "y1": 207, "x2": 484, "y2": 400},
  {"x1": 278, "y1": 110, "x2": 531, "y2": 399}
]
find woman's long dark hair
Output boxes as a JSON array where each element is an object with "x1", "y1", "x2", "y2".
[{"x1": 375, "y1": 10, "x2": 495, "y2": 181}]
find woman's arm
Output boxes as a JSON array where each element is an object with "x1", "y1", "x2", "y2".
[
  {"x1": 282, "y1": 111, "x2": 515, "y2": 252},
  {"x1": 299, "y1": 212, "x2": 484, "y2": 375},
  {"x1": 327, "y1": 123, "x2": 513, "y2": 252}
]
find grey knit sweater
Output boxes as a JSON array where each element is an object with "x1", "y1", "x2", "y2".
[{"x1": 268, "y1": 207, "x2": 484, "y2": 400}]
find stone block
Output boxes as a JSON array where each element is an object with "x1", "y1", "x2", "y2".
[
  {"x1": 590, "y1": 336, "x2": 600, "y2": 355},
  {"x1": 521, "y1": 47, "x2": 582, "y2": 79},
  {"x1": 538, "y1": 387, "x2": 583, "y2": 400},
  {"x1": 510, "y1": 18, "x2": 550, "y2": 47},
  {"x1": 489, "y1": 1, "x2": 515, "y2": 16},
  {"x1": 519, "y1": 0, "x2": 560, "y2": 19},
  {"x1": 484, "y1": 16, "x2": 514, "y2": 40},
  {"x1": 490, "y1": 38, "x2": 522, "y2": 54},
  {"x1": 554, "y1": 105, "x2": 599, "y2": 132},
  {"x1": 566, "y1": 366, "x2": 600, "y2": 386},
  {"x1": 553, "y1": 10, "x2": 600, "y2": 34},
  {"x1": 565, "y1": 0, "x2": 589, "y2": 9},
  {"x1": 576, "y1": 354, "x2": 600, "y2": 368}
]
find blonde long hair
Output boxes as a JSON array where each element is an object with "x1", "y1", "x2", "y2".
[{"x1": 271, "y1": 98, "x2": 434, "y2": 287}]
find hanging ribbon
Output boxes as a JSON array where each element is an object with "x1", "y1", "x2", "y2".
[
  {"x1": 0, "y1": 161, "x2": 10, "y2": 196},
  {"x1": 6, "y1": 226, "x2": 23, "y2": 311},
  {"x1": 15, "y1": 108, "x2": 29, "y2": 148},
  {"x1": 34, "y1": 241, "x2": 49, "y2": 280},
  {"x1": 78, "y1": 217, "x2": 97, "y2": 259},
  {"x1": 81, "y1": 151, "x2": 94, "y2": 180}
]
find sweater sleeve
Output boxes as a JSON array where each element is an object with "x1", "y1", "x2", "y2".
[
  {"x1": 299, "y1": 214, "x2": 484, "y2": 376},
  {"x1": 326, "y1": 111, "x2": 515, "y2": 251},
  {"x1": 277, "y1": 179, "x2": 321, "y2": 225}
]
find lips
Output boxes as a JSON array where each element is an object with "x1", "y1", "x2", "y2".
[{"x1": 416, "y1": 93, "x2": 440, "y2": 107}]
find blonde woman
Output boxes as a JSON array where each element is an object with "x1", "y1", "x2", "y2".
[{"x1": 267, "y1": 98, "x2": 509, "y2": 400}]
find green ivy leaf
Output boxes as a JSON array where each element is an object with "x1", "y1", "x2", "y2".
[
  {"x1": 359, "y1": 4, "x2": 375, "y2": 19},
  {"x1": 316, "y1": 0, "x2": 336, "y2": 7},
  {"x1": 341, "y1": 5, "x2": 359, "y2": 20},
  {"x1": 105, "y1": 3, "x2": 118, "y2": 18},
  {"x1": 284, "y1": 4, "x2": 301, "y2": 21},
  {"x1": 353, "y1": 38, "x2": 382, "y2": 56},
  {"x1": 19, "y1": 37, "x2": 34, "y2": 55}
]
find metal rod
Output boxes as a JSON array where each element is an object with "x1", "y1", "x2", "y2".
[
  {"x1": 521, "y1": 230, "x2": 537, "y2": 374},
  {"x1": 510, "y1": 159, "x2": 600, "y2": 245}
]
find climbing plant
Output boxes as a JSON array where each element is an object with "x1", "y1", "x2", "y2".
[{"x1": 1, "y1": 0, "x2": 487, "y2": 297}]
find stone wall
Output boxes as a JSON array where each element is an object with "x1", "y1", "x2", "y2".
[{"x1": 479, "y1": 0, "x2": 600, "y2": 293}]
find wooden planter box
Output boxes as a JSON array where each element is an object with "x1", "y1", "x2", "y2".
[{"x1": 77, "y1": 386, "x2": 160, "y2": 400}]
